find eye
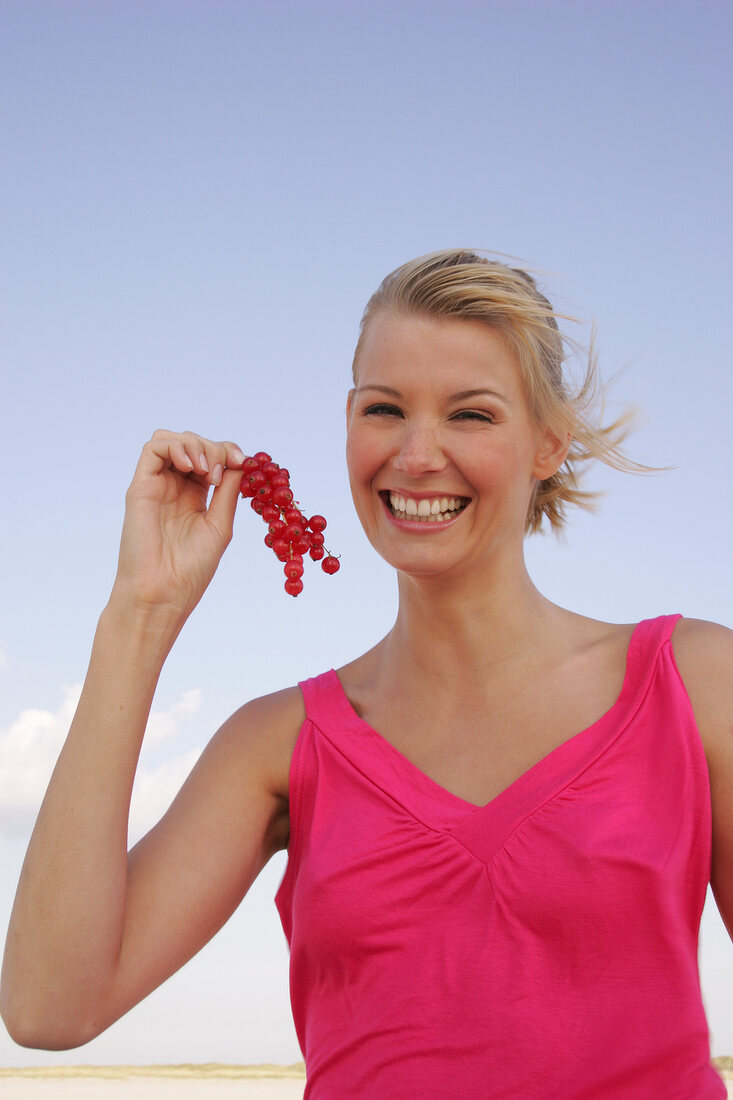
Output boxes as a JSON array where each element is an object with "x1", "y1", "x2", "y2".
[
  {"x1": 363, "y1": 403, "x2": 403, "y2": 418},
  {"x1": 451, "y1": 410, "x2": 495, "y2": 423}
]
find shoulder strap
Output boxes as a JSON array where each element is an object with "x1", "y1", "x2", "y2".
[
  {"x1": 298, "y1": 669, "x2": 342, "y2": 727},
  {"x1": 628, "y1": 614, "x2": 681, "y2": 671}
]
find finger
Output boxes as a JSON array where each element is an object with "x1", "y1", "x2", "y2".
[
  {"x1": 142, "y1": 430, "x2": 201, "y2": 477},
  {"x1": 177, "y1": 431, "x2": 217, "y2": 478},
  {"x1": 220, "y1": 442, "x2": 247, "y2": 470},
  {"x1": 205, "y1": 441, "x2": 247, "y2": 488},
  {"x1": 169, "y1": 438, "x2": 197, "y2": 474},
  {"x1": 206, "y1": 468, "x2": 243, "y2": 543},
  {"x1": 141, "y1": 432, "x2": 246, "y2": 485},
  {"x1": 176, "y1": 434, "x2": 247, "y2": 482}
]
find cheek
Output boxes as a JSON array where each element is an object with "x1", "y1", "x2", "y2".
[
  {"x1": 344, "y1": 433, "x2": 360, "y2": 485},
  {"x1": 459, "y1": 438, "x2": 536, "y2": 497},
  {"x1": 345, "y1": 440, "x2": 380, "y2": 535},
  {"x1": 345, "y1": 435, "x2": 372, "y2": 512},
  {"x1": 345, "y1": 426, "x2": 379, "y2": 483}
]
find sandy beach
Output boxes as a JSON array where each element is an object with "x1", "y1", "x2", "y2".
[
  {"x1": 0, "y1": 1066, "x2": 306, "y2": 1099},
  {"x1": 1, "y1": 1063, "x2": 730, "y2": 1098},
  {"x1": 0, "y1": 1084, "x2": 304, "y2": 1100}
]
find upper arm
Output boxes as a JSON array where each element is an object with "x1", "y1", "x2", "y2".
[
  {"x1": 98, "y1": 684, "x2": 304, "y2": 1034},
  {"x1": 672, "y1": 618, "x2": 733, "y2": 940}
]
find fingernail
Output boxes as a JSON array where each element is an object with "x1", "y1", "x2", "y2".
[
  {"x1": 211, "y1": 463, "x2": 223, "y2": 486},
  {"x1": 199, "y1": 453, "x2": 209, "y2": 472},
  {"x1": 232, "y1": 448, "x2": 246, "y2": 465}
]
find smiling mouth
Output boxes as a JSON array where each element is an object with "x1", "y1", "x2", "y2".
[{"x1": 381, "y1": 491, "x2": 470, "y2": 523}]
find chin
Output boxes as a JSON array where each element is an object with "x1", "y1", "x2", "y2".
[{"x1": 372, "y1": 543, "x2": 460, "y2": 579}]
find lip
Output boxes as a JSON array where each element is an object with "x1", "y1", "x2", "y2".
[
  {"x1": 385, "y1": 487, "x2": 471, "y2": 501},
  {"x1": 378, "y1": 489, "x2": 471, "y2": 532}
]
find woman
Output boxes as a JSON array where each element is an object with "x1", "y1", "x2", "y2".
[{"x1": 2, "y1": 250, "x2": 731, "y2": 1098}]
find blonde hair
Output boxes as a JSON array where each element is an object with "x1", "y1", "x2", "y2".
[{"x1": 352, "y1": 248, "x2": 647, "y2": 535}]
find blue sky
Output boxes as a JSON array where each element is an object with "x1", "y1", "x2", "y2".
[{"x1": 1, "y1": 0, "x2": 732, "y2": 1066}]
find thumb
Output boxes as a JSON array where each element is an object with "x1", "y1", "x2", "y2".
[{"x1": 206, "y1": 467, "x2": 243, "y2": 545}]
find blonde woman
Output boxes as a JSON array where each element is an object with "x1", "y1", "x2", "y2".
[{"x1": 2, "y1": 250, "x2": 730, "y2": 1098}]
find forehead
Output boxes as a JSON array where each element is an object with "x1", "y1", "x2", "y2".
[{"x1": 355, "y1": 312, "x2": 524, "y2": 395}]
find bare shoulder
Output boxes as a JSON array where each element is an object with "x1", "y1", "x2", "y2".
[
  {"x1": 671, "y1": 617, "x2": 733, "y2": 755},
  {"x1": 672, "y1": 615, "x2": 733, "y2": 654},
  {"x1": 135, "y1": 684, "x2": 305, "y2": 882},
  {"x1": 673, "y1": 618, "x2": 733, "y2": 937},
  {"x1": 211, "y1": 684, "x2": 306, "y2": 803}
]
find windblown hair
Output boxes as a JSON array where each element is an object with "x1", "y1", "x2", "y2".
[{"x1": 352, "y1": 248, "x2": 648, "y2": 534}]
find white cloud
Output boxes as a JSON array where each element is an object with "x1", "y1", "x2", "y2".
[
  {"x1": 0, "y1": 684, "x2": 81, "y2": 840},
  {"x1": 128, "y1": 747, "x2": 202, "y2": 845},
  {"x1": 0, "y1": 686, "x2": 204, "y2": 842},
  {"x1": 144, "y1": 688, "x2": 202, "y2": 748}
]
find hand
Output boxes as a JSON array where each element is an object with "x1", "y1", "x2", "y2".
[{"x1": 110, "y1": 430, "x2": 246, "y2": 622}]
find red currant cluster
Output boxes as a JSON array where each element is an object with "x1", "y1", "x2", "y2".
[{"x1": 239, "y1": 451, "x2": 340, "y2": 597}]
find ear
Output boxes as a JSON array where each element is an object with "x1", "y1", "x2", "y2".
[{"x1": 532, "y1": 425, "x2": 571, "y2": 481}]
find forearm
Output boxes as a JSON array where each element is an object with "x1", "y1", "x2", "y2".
[{"x1": 0, "y1": 599, "x2": 183, "y2": 1047}]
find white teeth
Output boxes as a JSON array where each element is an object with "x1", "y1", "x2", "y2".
[{"x1": 388, "y1": 492, "x2": 466, "y2": 522}]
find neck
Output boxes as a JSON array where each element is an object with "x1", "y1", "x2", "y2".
[{"x1": 383, "y1": 552, "x2": 560, "y2": 686}]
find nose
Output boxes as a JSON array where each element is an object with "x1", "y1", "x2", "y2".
[{"x1": 392, "y1": 421, "x2": 447, "y2": 477}]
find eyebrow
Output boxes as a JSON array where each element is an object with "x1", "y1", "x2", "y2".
[{"x1": 353, "y1": 384, "x2": 511, "y2": 406}]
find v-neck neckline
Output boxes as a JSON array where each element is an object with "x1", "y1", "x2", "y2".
[{"x1": 305, "y1": 617, "x2": 676, "y2": 858}]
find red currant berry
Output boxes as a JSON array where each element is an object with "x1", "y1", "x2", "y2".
[
  {"x1": 247, "y1": 470, "x2": 266, "y2": 492},
  {"x1": 272, "y1": 486, "x2": 294, "y2": 508},
  {"x1": 240, "y1": 449, "x2": 339, "y2": 596},
  {"x1": 284, "y1": 559, "x2": 304, "y2": 580},
  {"x1": 261, "y1": 502, "x2": 280, "y2": 523},
  {"x1": 283, "y1": 522, "x2": 304, "y2": 543}
]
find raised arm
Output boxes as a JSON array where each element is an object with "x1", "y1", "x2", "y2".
[{"x1": 0, "y1": 431, "x2": 301, "y2": 1049}]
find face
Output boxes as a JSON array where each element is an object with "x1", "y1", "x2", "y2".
[{"x1": 346, "y1": 311, "x2": 566, "y2": 580}]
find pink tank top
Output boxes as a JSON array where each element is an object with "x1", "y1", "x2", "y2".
[{"x1": 275, "y1": 616, "x2": 725, "y2": 1098}]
